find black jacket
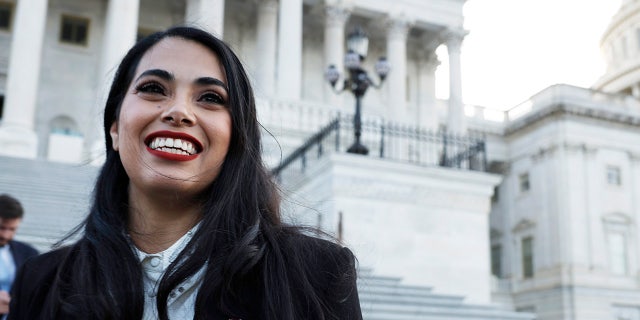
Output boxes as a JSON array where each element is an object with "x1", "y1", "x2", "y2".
[
  {"x1": 8, "y1": 234, "x2": 362, "y2": 319},
  {"x1": 8, "y1": 240, "x2": 38, "y2": 272},
  {"x1": 2, "y1": 240, "x2": 38, "y2": 318}
]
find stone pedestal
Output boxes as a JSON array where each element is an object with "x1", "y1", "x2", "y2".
[
  {"x1": 282, "y1": 153, "x2": 501, "y2": 304},
  {"x1": 47, "y1": 133, "x2": 84, "y2": 163},
  {"x1": 0, "y1": 126, "x2": 38, "y2": 158}
]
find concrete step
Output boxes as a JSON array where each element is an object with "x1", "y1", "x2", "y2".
[{"x1": 0, "y1": 155, "x2": 97, "y2": 251}]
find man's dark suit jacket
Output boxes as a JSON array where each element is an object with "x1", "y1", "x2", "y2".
[
  {"x1": 8, "y1": 235, "x2": 363, "y2": 319},
  {"x1": 2, "y1": 240, "x2": 38, "y2": 318},
  {"x1": 8, "y1": 240, "x2": 39, "y2": 271}
]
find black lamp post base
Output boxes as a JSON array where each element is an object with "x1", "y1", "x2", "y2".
[{"x1": 347, "y1": 142, "x2": 369, "y2": 155}]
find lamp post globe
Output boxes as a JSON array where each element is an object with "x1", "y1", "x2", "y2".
[
  {"x1": 346, "y1": 26, "x2": 369, "y2": 60},
  {"x1": 325, "y1": 27, "x2": 389, "y2": 155}
]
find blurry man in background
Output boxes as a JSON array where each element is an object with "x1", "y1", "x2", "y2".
[{"x1": 0, "y1": 194, "x2": 38, "y2": 318}]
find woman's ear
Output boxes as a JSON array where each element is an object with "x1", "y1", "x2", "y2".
[{"x1": 109, "y1": 121, "x2": 119, "y2": 151}]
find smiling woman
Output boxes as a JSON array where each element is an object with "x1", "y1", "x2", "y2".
[
  {"x1": 7, "y1": 27, "x2": 362, "y2": 320},
  {"x1": 111, "y1": 37, "x2": 233, "y2": 207}
]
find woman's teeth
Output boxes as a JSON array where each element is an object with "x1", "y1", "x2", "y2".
[{"x1": 149, "y1": 137, "x2": 197, "y2": 155}]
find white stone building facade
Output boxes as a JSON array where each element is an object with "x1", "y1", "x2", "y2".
[
  {"x1": 0, "y1": 0, "x2": 468, "y2": 162},
  {"x1": 486, "y1": 1, "x2": 640, "y2": 318},
  {"x1": 1, "y1": 0, "x2": 640, "y2": 319}
]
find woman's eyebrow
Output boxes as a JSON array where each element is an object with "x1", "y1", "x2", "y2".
[
  {"x1": 135, "y1": 69, "x2": 174, "y2": 82},
  {"x1": 195, "y1": 77, "x2": 229, "y2": 93}
]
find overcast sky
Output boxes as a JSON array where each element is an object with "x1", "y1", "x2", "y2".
[{"x1": 435, "y1": 0, "x2": 623, "y2": 110}]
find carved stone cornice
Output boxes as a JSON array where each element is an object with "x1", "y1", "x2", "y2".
[
  {"x1": 530, "y1": 145, "x2": 559, "y2": 162},
  {"x1": 420, "y1": 32, "x2": 443, "y2": 53},
  {"x1": 505, "y1": 102, "x2": 640, "y2": 136},
  {"x1": 255, "y1": 0, "x2": 278, "y2": 14},
  {"x1": 415, "y1": 49, "x2": 440, "y2": 71},
  {"x1": 442, "y1": 28, "x2": 468, "y2": 53},
  {"x1": 333, "y1": 176, "x2": 416, "y2": 202},
  {"x1": 385, "y1": 14, "x2": 413, "y2": 41},
  {"x1": 563, "y1": 142, "x2": 592, "y2": 154},
  {"x1": 426, "y1": 55, "x2": 441, "y2": 70},
  {"x1": 512, "y1": 218, "x2": 536, "y2": 233},
  {"x1": 324, "y1": 5, "x2": 351, "y2": 28}
]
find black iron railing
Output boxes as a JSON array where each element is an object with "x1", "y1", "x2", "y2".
[
  {"x1": 271, "y1": 115, "x2": 487, "y2": 178},
  {"x1": 271, "y1": 119, "x2": 340, "y2": 176}
]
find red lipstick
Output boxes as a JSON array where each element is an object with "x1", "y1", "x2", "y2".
[{"x1": 145, "y1": 130, "x2": 203, "y2": 161}]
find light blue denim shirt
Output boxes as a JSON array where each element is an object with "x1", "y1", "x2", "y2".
[{"x1": 131, "y1": 223, "x2": 206, "y2": 320}]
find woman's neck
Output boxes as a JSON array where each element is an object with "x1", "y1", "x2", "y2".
[{"x1": 127, "y1": 187, "x2": 202, "y2": 254}]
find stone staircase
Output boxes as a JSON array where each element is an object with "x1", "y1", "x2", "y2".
[
  {"x1": 359, "y1": 271, "x2": 533, "y2": 320},
  {"x1": 0, "y1": 155, "x2": 97, "y2": 251},
  {"x1": 0, "y1": 155, "x2": 534, "y2": 319}
]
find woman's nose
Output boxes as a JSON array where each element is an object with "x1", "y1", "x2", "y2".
[{"x1": 161, "y1": 101, "x2": 196, "y2": 126}]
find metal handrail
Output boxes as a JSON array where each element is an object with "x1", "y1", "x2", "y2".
[
  {"x1": 271, "y1": 118, "x2": 339, "y2": 176},
  {"x1": 271, "y1": 116, "x2": 488, "y2": 178}
]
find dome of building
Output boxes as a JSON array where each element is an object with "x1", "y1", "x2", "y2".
[{"x1": 593, "y1": 0, "x2": 640, "y2": 96}]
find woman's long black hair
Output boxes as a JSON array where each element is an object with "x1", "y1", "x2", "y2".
[{"x1": 49, "y1": 26, "x2": 347, "y2": 320}]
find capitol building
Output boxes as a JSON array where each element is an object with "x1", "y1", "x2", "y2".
[{"x1": 1, "y1": 0, "x2": 640, "y2": 319}]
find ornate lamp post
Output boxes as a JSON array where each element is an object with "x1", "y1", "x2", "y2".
[{"x1": 325, "y1": 27, "x2": 390, "y2": 155}]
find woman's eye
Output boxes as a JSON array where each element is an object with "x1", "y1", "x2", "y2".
[
  {"x1": 200, "y1": 92, "x2": 225, "y2": 105},
  {"x1": 136, "y1": 82, "x2": 165, "y2": 95}
]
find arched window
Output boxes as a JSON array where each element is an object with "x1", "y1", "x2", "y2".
[{"x1": 49, "y1": 115, "x2": 80, "y2": 136}]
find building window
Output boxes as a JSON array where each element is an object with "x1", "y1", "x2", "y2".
[
  {"x1": 60, "y1": 15, "x2": 90, "y2": 46},
  {"x1": 609, "y1": 232, "x2": 628, "y2": 275},
  {"x1": 519, "y1": 173, "x2": 530, "y2": 193},
  {"x1": 491, "y1": 244, "x2": 502, "y2": 277},
  {"x1": 491, "y1": 186, "x2": 499, "y2": 203},
  {"x1": 607, "y1": 166, "x2": 622, "y2": 186},
  {"x1": 522, "y1": 236, "x2": 534, "y2": 278},
  {"x1": 0, "y1": 2, "x2": 13, "y2": 31},
  {"x1": 516, "y1": 306, "x2": 536, "y2": 313}
]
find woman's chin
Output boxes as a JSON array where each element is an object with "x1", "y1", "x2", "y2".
[{"x1": 138, "y1": 177, "x2": 208, "y2": 200}]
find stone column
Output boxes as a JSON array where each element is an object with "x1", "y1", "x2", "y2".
[
  {"x1": 385, "y1": 16, "x2": 411, "y2": 122},
  {"x1": 444, "y1": 29, "x2": 467, "y2": 134},
  {"x1": 629, "y1": 152, "x2": 640, "y2": 275},
  {"x1": 185, "y1": 0, "x2": 225, "y2": 37},
  {"x1": 323, "y1": 5, "x2": 350, "y2": 107},
  {"x1": 89, "y1": 0, "x2": 139, "y2": 163},
  {"x1": 586, "y1": 147, "x2": 605, "y2": 271},
  {"x1": 0, "y1": 0, "x2": 49, "y2": 158},
  {"x1": 277, "y1": 0, "x2": 303, "y2": 100},
  {"x1": 417, "y1": 49, "x2": 440, "y2": 130},
  {"x1": 255, "y1": 0, "x2": 278, "y2": 97},
  {"x1": 100, "y1": 0, "x2": 139, "y2": 84}
]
